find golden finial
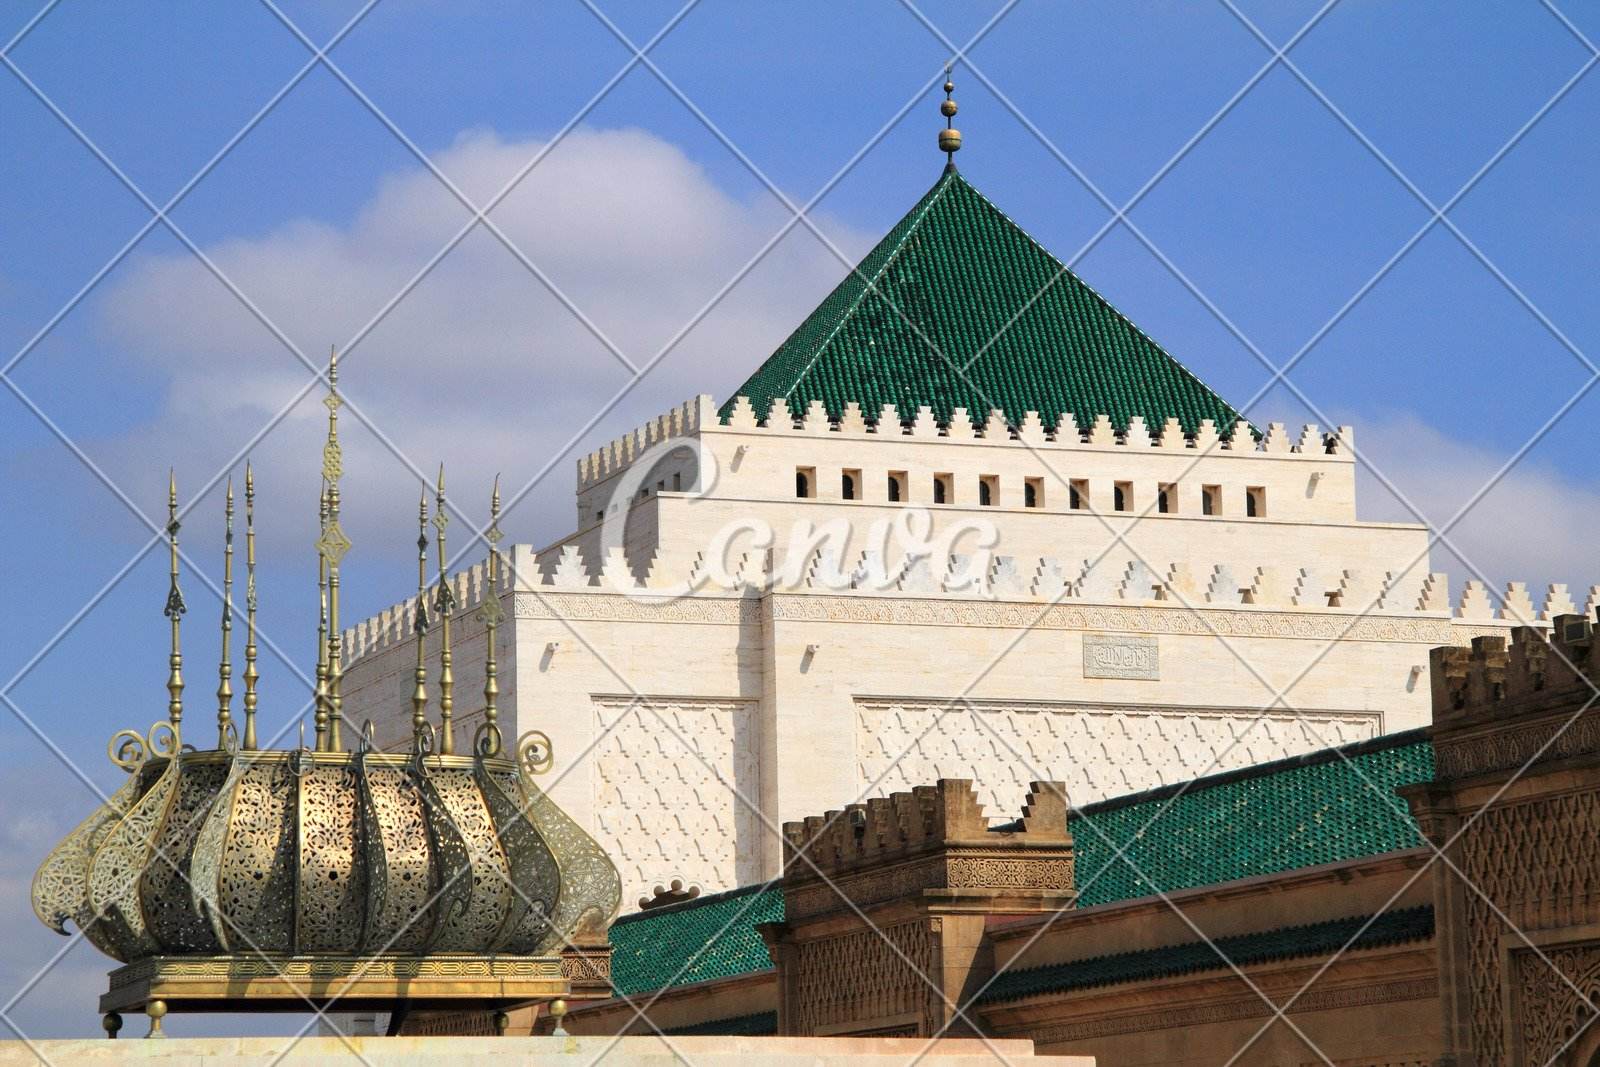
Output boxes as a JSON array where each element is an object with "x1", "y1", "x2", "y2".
[
  {"x1": 242, "y1": 462, "x2": 258, "y2": 750},
  {"x1": 314, "y1": 482, "x2": 330, "y2": 751},
  {"x1": 315, "y1": 346, "x2": 350, "y2": 753},
  {"x1": 216, "y1": 477, "x2": 234, "y2": 749},
  {"x1": 938, "y1": 66, "x2": 961, "y2": 170},
  {"x1": 479, "y1": 474, "x2": 504, "y2": 755},
  {"x1": 411, "y1": 491, "x2": 431, "y2": 744},
  {"x1": 164, "y1": 470, "x2": 186, "y2": 744},
  {"x1": 434, "y1": 464, "x2": 455, "y2": 755}
]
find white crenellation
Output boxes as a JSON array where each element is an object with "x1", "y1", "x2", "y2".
[
  {"x1": 1500, "y1": 581, "x2": 1536, "y2": 624},
  {"x1": 1457, "y1": 579, "x2": 1494, "y2": 620},
  {"x1": 1543, "y1": 583, "x2": 1577, "y2": 621},
  {"x1": 1418, "y1": 572, "x2": 1449, "y2": 613}
]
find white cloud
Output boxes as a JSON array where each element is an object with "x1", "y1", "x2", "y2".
[
  {"x1": 91, "y1": 126, "x2": 868, "y2": 556},
  {"x1": 1357, "y1": 412, "x2": 1600, "y2": 607}
]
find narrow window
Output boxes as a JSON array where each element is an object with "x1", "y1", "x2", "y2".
[
  {"x1": 656, "y1": 480, "x2": 665, "y2": 492},
  {"x1": 1024, "y1": 477, "x2": 1042, "y2": 509},
  {"x1": 672, "y1": 472, "x2": 682, "y2": 491},
  {"x1": 887, "y1": 471, "x2": 905, "y2": 503},
  {"x1": 595, "y1": 511, "x2": 604, "y2": 524},
  {"x1": 1113, "y1": 481, "x2": 1132, "y2": 513},
  {"x1": 1246, "y1": 486, "x2": 1265, "y2": 518},
  {"x1": 933, "y1": 473, "x2": 951, "y2": 505},
  {"x1": 978, "y1": 475, "x2": 998, "y2": 507},
  {"x1": 796, "y1": 467, "x2": 814, "y2": 499},
  {"x1": 1202, "y1": 484, "x2": 1221, "y2": 516},
  {"x1": 842, "y1": 470, "x2": 860, "y2": 501},
  {"x1": 1069, "y1": 479, "x2": 1088, "y2": 511},
  {"x1": 1158, "y1": 483, "x2": 1175, "y2": 514}
]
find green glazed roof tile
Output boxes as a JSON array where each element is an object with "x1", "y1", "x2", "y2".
[
  {"x1": 977, "y1": 906, "x2": 1435, "y2": 1004},
  {"x1": 608, "y1": 884, "x2": 783, "y2": 996},
  {"x1": 1068, "y1": 729, "x2": 1434, "y2": 908},
  {"x1": 610, "y1": 731, "x2": 1434, "y2": 995},
  {"x1": 722, "y1": 169, "x2": 1244, "y2": 434}
]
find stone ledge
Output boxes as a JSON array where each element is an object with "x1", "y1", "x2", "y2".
[{"x1": 0, "y1": 1034, "x2": 1093, "y2": 1065}]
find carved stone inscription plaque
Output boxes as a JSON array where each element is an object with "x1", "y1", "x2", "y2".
[{"x1": 1082, "y1": 634, "x2": 1159, "y2": 680}]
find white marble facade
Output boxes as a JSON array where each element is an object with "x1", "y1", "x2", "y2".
[{"x1": 336, "y1": 395, "x2": 1588, "y2": 908}]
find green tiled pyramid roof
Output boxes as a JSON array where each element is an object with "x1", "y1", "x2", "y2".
[
  {"x1": 608, "y1": 730, "x2": 1434, "y2": 996},
  {"x1": 722, "y1": 168, "x2": 1244, "y2": 434},
  {"x1": 977, "y1": 906, "x2": 1434, "y2": 1004}
]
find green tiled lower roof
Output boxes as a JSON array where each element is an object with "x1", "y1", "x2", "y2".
[
  {"x1": 977, "y1": 906, "x2": 1434, "y2": 1004},
  {"x1": 1069, "y1": 729, "x2": 1434, "y2": 908},
  {"x1": 608, "y1": 884, "x2": 783, "y2": 996},
  {"x1": 722, "y1": 168, "x2": 1244, "y2": 435},
  {"x1": 609, "y1": 731, "x2": 1434, "y2": 995},
  {"x1": 662, "y1": 1011, "x2": 778, "y2": 1036}
]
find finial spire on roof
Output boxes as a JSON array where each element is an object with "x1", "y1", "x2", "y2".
[
  {"x1": 433, "y1": 464, "x2": 454, "y2": 755},
  {"x1": 411, "y1": 490, "x2": 431, "y2": 747},
  {"x1": 164, "y1": 470, "x2": 186, "y2": 745},
  {"x1": 216, "y1": 476, "x2": 234, "y2": 749},
  {"x1": 242, "y1": 461, "x2": 258, "y2": 750},
  {"x1": 939, "y1": 65, "x2": 961, "y2": 172}
]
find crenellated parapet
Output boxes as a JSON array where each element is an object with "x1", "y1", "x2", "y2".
[
  {"x1": 774, "y1": 777, "x2": 1073, "y2": 921},
  {"x1": 576, "y1": 396, "x2": 718, "y2": 491},
  {"x1": 762, "y1": 779, "x2": 1074, "y2": 1038},
  {"x1": 717, "y1": 393, "x2": 1352, "y2": 459},
  {"x1": 1425, "y1": 612, "x2": 1600, "y2": 781}
]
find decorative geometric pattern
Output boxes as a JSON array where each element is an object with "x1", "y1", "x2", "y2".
[
  {"x1": 1457, "y1": 791, "x2": 1600, "y2": 1065},
  {"x1": 856, "y1": 697, "x2": 1382, "y2": 819},
  {"x1": 791, "y1": 919, "x2": 933, "y2": 1035},
  {"x1": 591, "y1": 697, "x2": 762, "y2": 909}
]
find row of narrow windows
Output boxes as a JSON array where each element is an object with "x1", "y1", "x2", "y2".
[{"x1": 798, "y1": 468, "x2": 1266, "y2": 517}]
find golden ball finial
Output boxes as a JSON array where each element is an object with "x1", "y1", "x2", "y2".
[{"x1": 940, "y1": 71, "x2": 961, "y2": 166}]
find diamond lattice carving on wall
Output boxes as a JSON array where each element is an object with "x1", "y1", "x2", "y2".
[
  {"x1": 855, "y1": 698, "x2": 1382, "y2": 815},
  {"x1": 591, "y1": 697, "x2": 761, "y2": 908}
]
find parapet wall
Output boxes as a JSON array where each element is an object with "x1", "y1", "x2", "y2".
[
  {"x1": 577, "y1": 393, "x2": 1354, "y2": 494},
  {"x1": 341, "y1": 539, "x2": 1599, "y2": 663},
  {"x1": 1431, "y1": 614, "x2": 1600, "y2": 722}
]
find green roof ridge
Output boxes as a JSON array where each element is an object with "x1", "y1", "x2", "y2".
[{"x1": 721, "y1": 168, "x2": 1246, "y2": 435}]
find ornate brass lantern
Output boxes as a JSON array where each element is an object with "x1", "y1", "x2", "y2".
[{"x1": 31, "y1": 351, "x2": 620, "y2": 1037}]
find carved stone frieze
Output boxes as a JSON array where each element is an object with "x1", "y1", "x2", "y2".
[{"x1": 857, "y1": 697, "x2": 1381, "y2": 815}]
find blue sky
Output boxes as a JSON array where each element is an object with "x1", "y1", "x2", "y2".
[{"x1": 3, "y1": 0, "x2": 1599, "y2": 1040}]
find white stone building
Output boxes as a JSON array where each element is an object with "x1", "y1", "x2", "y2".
[{"x1": 337, "y1": 165, "x2": 1589, "y2": 911}]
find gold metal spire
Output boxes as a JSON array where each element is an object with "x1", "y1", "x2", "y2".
[
  {"x1": 242, "y1": 462, "x2": 258, "y2": 750},
  {"x1": 939, "y1": 68, "x2": 961, "y2": 170},
  {"x1": 314, "y1": 483, "x2": 331, "y2": 751},
  {"x1": 433, "y1": 465, "x2": 455, "y2": 755},
  {"x1": 479, "y1": 475, "x2": 504, "y2": 756},
  {"x1": 411, "y1": 491, "x2": 431, "y2": 744},
  {"x1": 164, "y1": 470, "x2": 186, "y2": 744},
  {"x1": 314, "y1": 346, "x2": 351, "y2": 753},
  {"x1": 216, "y1": 477, "x2": 234, "y2": 749}
]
